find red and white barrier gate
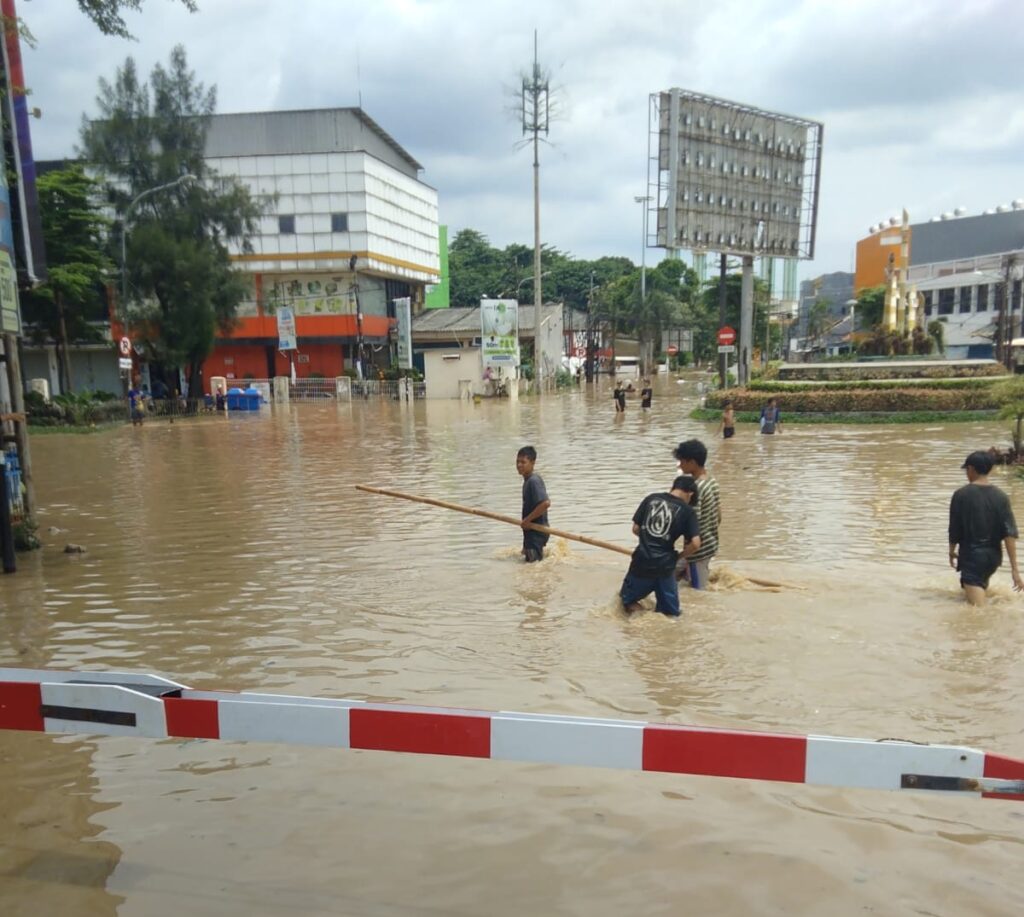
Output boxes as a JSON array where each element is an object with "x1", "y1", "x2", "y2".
[{"x1": 1, "y1": 667, "x2": 1022, "y2": 801}]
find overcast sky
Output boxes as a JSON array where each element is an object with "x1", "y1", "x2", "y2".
[{"x1": 20, "y1": 0, "x2": 1024, "y2": 279}]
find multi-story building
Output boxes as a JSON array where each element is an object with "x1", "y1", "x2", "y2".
[
  {"x1": 200, "y1": 108, "x2": 440, "y2": 385},
  {"x1": 855, "y1": 204, "x2": 1024, "y2": 359}
]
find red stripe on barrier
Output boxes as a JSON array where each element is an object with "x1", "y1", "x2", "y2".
[
  {"x1": 0, "y1": 681, "x2": 45, "y2": 732},
  {"x1": 350, "y1": 708, "x2": 491, "y2": 758},
  {"x1": 642, "y1": 725, "x2": 807, "y2": 783},
  {"x1": 164, "y1": 698, "x2": 220, "y2": 739},
  {"x1": 982, "y1": 753, "x2": 1024, "y2": 801}
]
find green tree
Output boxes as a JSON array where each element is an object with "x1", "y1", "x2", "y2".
[
  {"x1": 20, "y1": 165, "x2": 113, "y2": 394},
  {"x1": 77, "y1": 0, "x2": 197, "y2": 39},
  {"x1": 927, "y1": 319, "x2": 946, "y2": 354},
  {"x1": 855, "y1": 285, "x2": 886, "y2": 329},
  {"x1": 807, "y1": 299, "x2": 831, "y2": 348},
  {"x1": 80, "y1": 46, "x2": 263, "y2": 395},
  {"x1": 993, "y1": 376, "x2": 1024, "y2": 455}
]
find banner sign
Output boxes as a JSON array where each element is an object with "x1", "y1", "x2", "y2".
[
  {"x1": 0, "y1": 250, "x2": 19, "y2": 335},
  {"x1": 277, "y1": 306, "x2": 297, "y2": 351},
  {"x1": 395, "y1": 297, "x2": 412, "y2": 369},
  {"x1": 480, "y1": 298, "x2": 519, "y2": 368}
]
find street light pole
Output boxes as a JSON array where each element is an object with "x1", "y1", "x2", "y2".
[
  {"x1": 634, "y1": 194, "x2": 651, "y2": 372},
  {"x1": 120, "y1": 174, "x2": 196, "y2": 310}
]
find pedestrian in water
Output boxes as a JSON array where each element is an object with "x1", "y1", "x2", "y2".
[
  {"x1": 640, "y1": 378, "x2": 653, "y2": 410},
  {"x1": 672, "y1": 439, "x2": 720, "y2": 589},
  {"x1": 948, "y1": 450, "x2": 1024, "y2": 605},
  {"x1": 517, "y1": 445, "x2": 551, "y2": 563},
  {"x1": 720, "y1": 399, "x2": 736, "y2": 439},
  {"x1": 759, "y1": 397, "x2": 782, "y2": 434},
  {"x1": 620, "y1": 475, "x2": 701, "y2": 617},
  {"x1": 613, "y1": 380, "x2": 626, "y2": 413}
]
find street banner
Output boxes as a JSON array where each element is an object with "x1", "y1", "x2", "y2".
[
  {"x1": 480, "y1": 298, "x2": 519, "y2": 368},
  {"x1": 277, "y1": 306, "x2": 297, "y2": 351},
  {"x1": 395, "y1": 296, "x2": 412, "y2": 369},
  {"x1": 0, "y1": 250, "x2": 19, "y2": 335}
]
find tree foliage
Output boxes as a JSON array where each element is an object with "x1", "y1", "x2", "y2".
[
  {"x1": 993, "y1": 375, "x2": 1024, "y2": 454},
  {"x1": 77, "y1": 0, "x2": 198, "y2": 39},
  {"x1": 20, "y1": 165, "x2": 113, "y2": 393},
  {"x1": 79, "y1": 45, "x2": 264, "y2": 393}
]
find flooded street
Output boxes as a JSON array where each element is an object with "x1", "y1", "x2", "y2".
[{"x1": 2, "y1": 376, "x2": 1024, "y2": 916}]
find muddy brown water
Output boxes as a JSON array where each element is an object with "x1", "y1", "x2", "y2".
[{"x1": 2, "y1": 376, "x2": 1024, "y2": 916}]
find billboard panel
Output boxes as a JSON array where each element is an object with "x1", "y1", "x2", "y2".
[
  {"x1": 480, "y1": 298, "x2": 519, "y2": 369},
  {"x1": 650, "y1": 89, "x2": 823, "y2": 260}
]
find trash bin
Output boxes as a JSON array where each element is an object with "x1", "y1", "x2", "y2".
[
  {"x1": 243, "y1": 387, "x2": 261, "y2": 410},
  {"x1": 226, "y1": 387, "x2": 245, "y2": 410}
]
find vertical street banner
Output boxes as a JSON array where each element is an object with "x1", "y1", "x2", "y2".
[
  {"x1": 277, "y1": 306, "x2": 297, "y2": 351},
  {"x1": 395, "y1": 296, "x2": 412, "y2": 369},
  {"x1": 480, "y1": 298, "x2": 519, "y2": 369},
  {"x1": 0, "y1": 165, "x2": 19, "y2": 335}
]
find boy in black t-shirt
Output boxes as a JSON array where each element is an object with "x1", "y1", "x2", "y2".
[
  {"x1": 517, "y1": 445, "x2": 551, "y2": 563},
  {"x1": 620, "y1": 475, "x2": 701, "y2": 616},
  {"x1": 640, "y1": 379, "x2": 652, "y2": 410}
]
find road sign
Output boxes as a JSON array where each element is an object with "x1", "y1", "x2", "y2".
[
  {"x1": 717, "y1": 326, "x2": 736, "y2": 346},
  {"x1": 666, "y1": 344, "x2": 679, "y2": 356},
  {"x1": 717, "y1": 344, "x2": 735, "y2": 354},
  {"x1": 118, "y1": 357, "x2": 133, "y2": 370},
  {"x1": 119, "y1": 336, "x2": 131, "y2": 356}
]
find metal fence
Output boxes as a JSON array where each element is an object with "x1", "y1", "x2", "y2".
[
  {"x1": 218, "y1": 377, "x2": 425, "y2": 401},
  {"x1": 350, "y1": 379, "x2": 426, "y2": 400}
]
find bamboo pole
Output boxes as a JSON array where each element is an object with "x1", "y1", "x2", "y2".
[
  {"x1": 354, "y1": 484, "x2": 802, "y2": 591},
  {"x1": 355, "y1": 484, "x2": 633, "y2": 556}
]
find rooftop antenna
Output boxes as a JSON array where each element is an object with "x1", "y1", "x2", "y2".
[
  {"x1": 521, "y1": 30, "x2": 550, "y2": 389},
  {"x1": 356, "y1": 46, "x2": 363, "y2": 110}
]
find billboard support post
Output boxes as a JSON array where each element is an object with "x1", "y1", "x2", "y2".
[{"x1": 740, "y1": 256, "x2": 754, "y2": 385}]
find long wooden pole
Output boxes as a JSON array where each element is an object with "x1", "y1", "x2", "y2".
[
  {"x1": 355, "y1": 484, "x2": 633, "y2": 556},
  {"x1": 355, "y1": 484, "x2": 801, "y2": 591}
]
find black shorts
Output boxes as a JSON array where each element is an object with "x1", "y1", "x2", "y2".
[
  {"x1": 723, "y1": 426, "x2": 735, "y2": 439},
  {"x1": 958, "y1": 546, "x2": 1001, "y2": 588},
  {"x1": 523, "y1": 530, "x2": 549, "y2": 563}
]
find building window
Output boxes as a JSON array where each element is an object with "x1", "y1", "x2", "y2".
[
  {"x1": 1015, "y1": 280, "x2": 1023, "y2": 311},
  {"x1": 977, "y1": 284, "x2": 988, "y2": 311},
  {"x1": 959, "y1": 287, "x2": 971, "y2": 313},
  {"x1": 923, "y1": 292, "x2": 933, "y2": 316},
  {"x1": 938, "y1": 288, "x2": 954, "y2": 315},
  {"x1": 278, "y1": 214, "x2": 295, "y2": 234},
  {"x1": 331, "y1": 213, "x2": 348, "y2": 232}
]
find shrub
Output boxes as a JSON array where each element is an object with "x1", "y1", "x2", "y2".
[{"x1": 705, "y1": 386, "x2": 1000, "y2": 413}]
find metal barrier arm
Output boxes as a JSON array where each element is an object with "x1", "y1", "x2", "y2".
[{"x1": 1, "y1": 668, "x2": 1022, "y2": 801}]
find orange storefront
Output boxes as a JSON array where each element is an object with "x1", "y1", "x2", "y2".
[
  {"x1": 201, "y1": 313, "x2": 395, "y2": 387},
  {"x1": 854, "y1": 227, "x2": 912, "y2": 293}
]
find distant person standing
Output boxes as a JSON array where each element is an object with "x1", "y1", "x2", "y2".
[
  {"x1": 640, "y1": 379, "x2": 653, "y2": 410},
  {"x1": 620, "y1": 475, "x2": 701, "y2": 617},
  {"x1": 673, "y1": 439, "x2": 721, "y2": 589},
  {"x1": 760, "y1": 397, "x2": 782, "y2": 434},
  {"x1": 720, "y1": 400, "x2": 736, "y2": 439},
  {"x1": 613, "y1": 381, "x2": 626, "y2": 413},
  {"x1": 127, "y1": 383, "x2": 145, "y2": 426},
  {"x1": 517, "y1": 445, "x2": 551, "y2": 563},
  {"x1": 948, "y1": 450, "x2": 1024, "y2": 605}
]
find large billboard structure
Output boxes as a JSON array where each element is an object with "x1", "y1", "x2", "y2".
[{"x1": 649, "y1": 90, "x2": 823, "y2": 383}]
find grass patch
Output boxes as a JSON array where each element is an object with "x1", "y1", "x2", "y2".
[
  {"x1": 28, "y1": 421, "x2": 124, "y2": 435},
  {"x1": 690, "y1": 408, "x2": 998, "y2": 425},
  {"x1": 747, "y1": 377, "x2": 1008, "y2": 392}
]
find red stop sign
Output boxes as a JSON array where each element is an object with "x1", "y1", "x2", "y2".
[
  {"x1": 717, "y1": 326, "x2": 736, "y2": 345},
  {"x1": 666, "y1": 344, "x2": 679, "y2": 355}
]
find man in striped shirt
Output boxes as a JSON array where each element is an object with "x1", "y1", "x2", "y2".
[{"x1": 673, "y1": 439, "x2": 720, "y2": 589}]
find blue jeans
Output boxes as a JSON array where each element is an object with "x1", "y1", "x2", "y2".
[{"x1": 620, "y1": 571, "x2": 680, "y2": 616}]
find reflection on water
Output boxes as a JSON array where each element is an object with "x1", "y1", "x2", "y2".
[{"x1": 2, "y1": 376, "x2": 1024, "y2": 915}]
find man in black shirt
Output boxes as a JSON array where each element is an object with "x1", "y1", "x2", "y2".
[
  {"x1": 517, "y1": 445, "x2": 551, "y2": 563},
  {"x1": 620, "y1": 475, "x2": 701, "y2": 617},
  {"x1": 948, "y1": 450, "x2": 1024, "y2": 605}
]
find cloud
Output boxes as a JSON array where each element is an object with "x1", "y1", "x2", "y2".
[{"x1": 19, "y1": 0, "x2": 1024, "y2": 279}]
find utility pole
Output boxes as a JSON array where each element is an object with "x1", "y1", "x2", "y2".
[
  {"x1": 634, "y1": 195, "x2": 651, "y2": 374},
  {"x1": 522, "y1": 31, "x2": 549, "y2": 390},
  {"x1": 717, "y1": 253, "x2": 728, "y2": 388},
  {"x1": 586, "y1": 270, "x2": 595, "y2": 383}
]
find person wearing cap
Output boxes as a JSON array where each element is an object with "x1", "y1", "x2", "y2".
[
  {"x1": 948, "y1": 450, "x2": 1024, "y2": 604},
  {"x1": 620, "y1": 475, "x2": 701, "y2": 617}
]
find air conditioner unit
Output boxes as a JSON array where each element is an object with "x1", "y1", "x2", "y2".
[{"x1": 442, "y1": 353, "x2": 461, "y2": 361}]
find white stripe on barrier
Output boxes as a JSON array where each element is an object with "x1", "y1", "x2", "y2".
[
  {"x1": 492, "y1": 713, "x2": 644, "y2": 770},
  {"x1": 218, "y1": 699, "x2": 351, "y2": 748},
  {"x1": 40, "y1": 682, "x2": 170, "y2": 739},
  {"x1": 806, "y1": 735, "x2": 986, "y2": 792}
]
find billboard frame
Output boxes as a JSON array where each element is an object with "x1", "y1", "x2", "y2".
[{"x1": 647, "y1": 89, "x2": 823, "y2": 262}]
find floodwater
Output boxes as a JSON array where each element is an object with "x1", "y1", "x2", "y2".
[{"x1": 2, "y1": 375, "x2": 1024, "y2": 917}]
